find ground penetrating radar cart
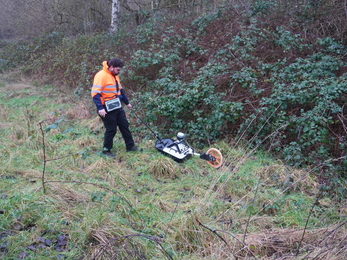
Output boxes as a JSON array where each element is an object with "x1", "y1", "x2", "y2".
[{"x1": 133, "y1": 111, "x2": 223, "y2": 168}]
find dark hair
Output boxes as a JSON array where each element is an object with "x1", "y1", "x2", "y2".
[{"x1": 107, "y1": 58, "x2": 124, "y2": 68}]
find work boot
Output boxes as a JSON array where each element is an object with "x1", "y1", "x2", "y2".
[
  {"x1": 102, "y1": 150, "x2": 116, "y2": 157},
  {"x1": 126, "y1": 145, "x2": 143, "y2": 152}
]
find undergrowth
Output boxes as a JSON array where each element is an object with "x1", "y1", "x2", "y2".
[
  {"x1": 0, "y1": 75, "x2": 346, "y2": 259},
  {"x1": 0, "y1": 4, "x2": 345, "y2": 198}
]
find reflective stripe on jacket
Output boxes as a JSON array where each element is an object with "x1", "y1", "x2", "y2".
[{"x1": 91, "y1": 61, "x2": 122, "y2": 105}]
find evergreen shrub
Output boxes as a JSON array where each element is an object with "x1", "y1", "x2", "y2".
[{"x1": 125, "y1": 8, "x2": 347, "y2": 196}]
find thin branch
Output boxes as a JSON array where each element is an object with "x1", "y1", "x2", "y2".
[
  {"x1": 302, "y1": 221, "x2": 347, "y2": 259},
  {"x1": 165, "y1": 193, "x2": 184, "y2": 237},
  {"x1": 38, "y1": 121, "x2": 47, "y2": 192},
  {"x1": 317, "y1": 220, "x2": 347, "y2": 247},
  {"x1": 296, "y1": 190, "x2": 322, "y2": 256},
  {"x1": 92, "y1": 234, "x2": 173, "y2": 260},
  {"x1": 243, "y1": 177, "x2": 261, "y2": 243},
  {"x1": 195, "y1": 217, "x2": 238, "y2": 259},
  {"x1": 214, "y1": 229, "x2": 258, "y2": 259}
]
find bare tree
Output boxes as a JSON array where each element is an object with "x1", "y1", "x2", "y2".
[
  {"x1": 110, "y1": 0, "x2": 121, "y2": 32},
  {"x1": 0, "y1": 0, "x2": 111, "y2": 39}
]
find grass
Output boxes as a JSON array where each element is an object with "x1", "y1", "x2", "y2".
[{"x1": 0, "y1": 74, "x2": 346, "y2": 259}]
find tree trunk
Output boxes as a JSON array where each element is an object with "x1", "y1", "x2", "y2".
[{"x1": 110, "y1": 0, "x2": 120, "y2": 32}]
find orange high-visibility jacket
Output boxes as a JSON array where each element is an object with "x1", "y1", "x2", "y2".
[{"x1": 91, "y1": 61, "x2": 122, "y2": 106}]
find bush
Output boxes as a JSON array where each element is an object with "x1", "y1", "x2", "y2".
[{"x1": 125, "y1": 8, "x2": 347, "y2": 196}]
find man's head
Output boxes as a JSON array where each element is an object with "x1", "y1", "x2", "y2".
[{"x1": 107, "y1": 58, "x2": 124, "y2": 76}]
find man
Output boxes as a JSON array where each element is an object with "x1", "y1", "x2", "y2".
[{"x1": 91, "y1": 57, "x2": 141, "y2": 157}]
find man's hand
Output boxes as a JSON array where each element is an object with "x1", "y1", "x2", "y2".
[
  {"x1": 98, "y1": 109, "x2": 107, "y2": 117},
  {"x1": 126, "y1": 103, "x2": 132, "y2": 109}
]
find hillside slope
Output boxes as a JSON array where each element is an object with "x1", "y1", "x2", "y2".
[{"x1": 0, "y1": 75, "x2": 346, "y2": 259}]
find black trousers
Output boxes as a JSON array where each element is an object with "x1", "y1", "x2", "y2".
[{"x1": 100, "y1": 108, "x2": 134, "y2": 151}]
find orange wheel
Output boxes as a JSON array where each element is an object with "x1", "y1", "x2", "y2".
[{"x1": 206, "y1": 148, "x2": 223, "y2": 168}]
